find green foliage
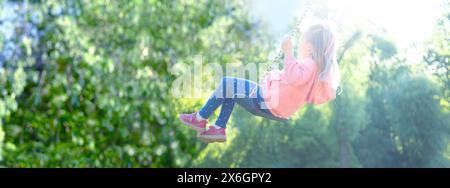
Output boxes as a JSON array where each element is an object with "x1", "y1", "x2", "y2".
[
  {"x1": 0, "y1": 0, "x2": 448, "y2": 167},
  {"x1": 423, "y1": 11, "x2": 449, "y2": 100},
  {"x1": 0, "y1": 0, "x2": 28, "y2": 162},
  {"x1": 355, "y1": 63, "x2": 449, "y2": 167},
  {"x1": 1, "y1": 0, "x2": 266, "y2": 167}
]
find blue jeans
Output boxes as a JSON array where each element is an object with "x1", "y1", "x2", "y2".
[{"x1": 198, "y1": 77, "x2": 275, "y2": 128}]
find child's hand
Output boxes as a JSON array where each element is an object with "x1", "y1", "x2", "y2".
[{"x1": 281, "y1": 38, "x2": 294, "y2": 57}]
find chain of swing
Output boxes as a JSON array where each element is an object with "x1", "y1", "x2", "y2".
[{"x1": 249, "y1": 7, "x2": 311, "y2": 97}]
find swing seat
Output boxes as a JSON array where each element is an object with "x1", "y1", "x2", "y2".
[
  {"x1": 245, "y1": 107, "x2": 289, "y2": 122},
  {"x1": 255, "y1": 112, "x2": 289, "y2": 122},
  {"x1": 246, "y1": 89, "x2": 289, "y2": 122}
]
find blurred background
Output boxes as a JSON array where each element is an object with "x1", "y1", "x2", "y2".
[{"x1": 0, "y1": 0, "x2": 448, "y2": 167}]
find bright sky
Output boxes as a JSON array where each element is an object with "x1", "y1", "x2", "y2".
[
  {"x1": 1, "y1": 0, "x2": 445, "y2": 53},
  {"x1": 248, "y1": 0, "x2": 444, "y2": 49}
]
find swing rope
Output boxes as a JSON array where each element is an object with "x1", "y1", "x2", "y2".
[{"x1": 250, "y1": 7, "x2": 310, "y2": 97}]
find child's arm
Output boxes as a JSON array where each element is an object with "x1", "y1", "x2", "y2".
[{"x1": 281, "y1": 39, "x2": 314, "y2": 86}]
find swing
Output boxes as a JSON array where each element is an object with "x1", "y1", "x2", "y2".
[{"x1": 248, "y1": 8, "x2": 310, "y2": 122}]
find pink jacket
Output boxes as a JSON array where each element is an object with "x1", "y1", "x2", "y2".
[{"x1": 261, "y1": 56, "x2": 336, "y2": 119}]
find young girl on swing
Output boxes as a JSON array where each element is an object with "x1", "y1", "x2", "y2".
[{"x1": 179, "y1": 23, "x2": 341, "y2": 143}]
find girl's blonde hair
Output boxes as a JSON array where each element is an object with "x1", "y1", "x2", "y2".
[{"x1": 301, "y1": 22, "x2": 341, "y2": 90}]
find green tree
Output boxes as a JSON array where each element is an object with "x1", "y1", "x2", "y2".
[
  {"x1": 423, "y1": 9, "x2": 449, "y2": 100},
  {"x1": 1, "y1": 0, "x2": 268, "y2": 167},
  {"x1": 0, "y1": 0, "x2": 27, "y2": 163},
  {"x1": 354, "y1": 32, "x2": 449, "y2": 166}
]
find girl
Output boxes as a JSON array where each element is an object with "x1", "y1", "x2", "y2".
[{"x1": 179, "y1": 23, "x2": 341, "y2": 143}]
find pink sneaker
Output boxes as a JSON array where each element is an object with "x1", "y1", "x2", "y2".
[
  {"x1": 198, "y1": 127, "x2": 226, "y2": 143},
  {"x1": 179, "y1": 112, "x2": 207, "y2": 132}
]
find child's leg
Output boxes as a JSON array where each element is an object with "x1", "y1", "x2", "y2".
[
  {"x1": 213, "y1": 98, "x2": 235, "y2": 128},
  {"x1": 198, "y1": 77, "x2": 258, "y2": 128},
  {"x1": 198, "y1": 77, "x2": 269, "y2": 142},
  {"x1": 197, "y1": 77, "x2": 241, "y2": 121},
  {"x1": 180, "y1": 77, "x2": 254, "y2": 134}
]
